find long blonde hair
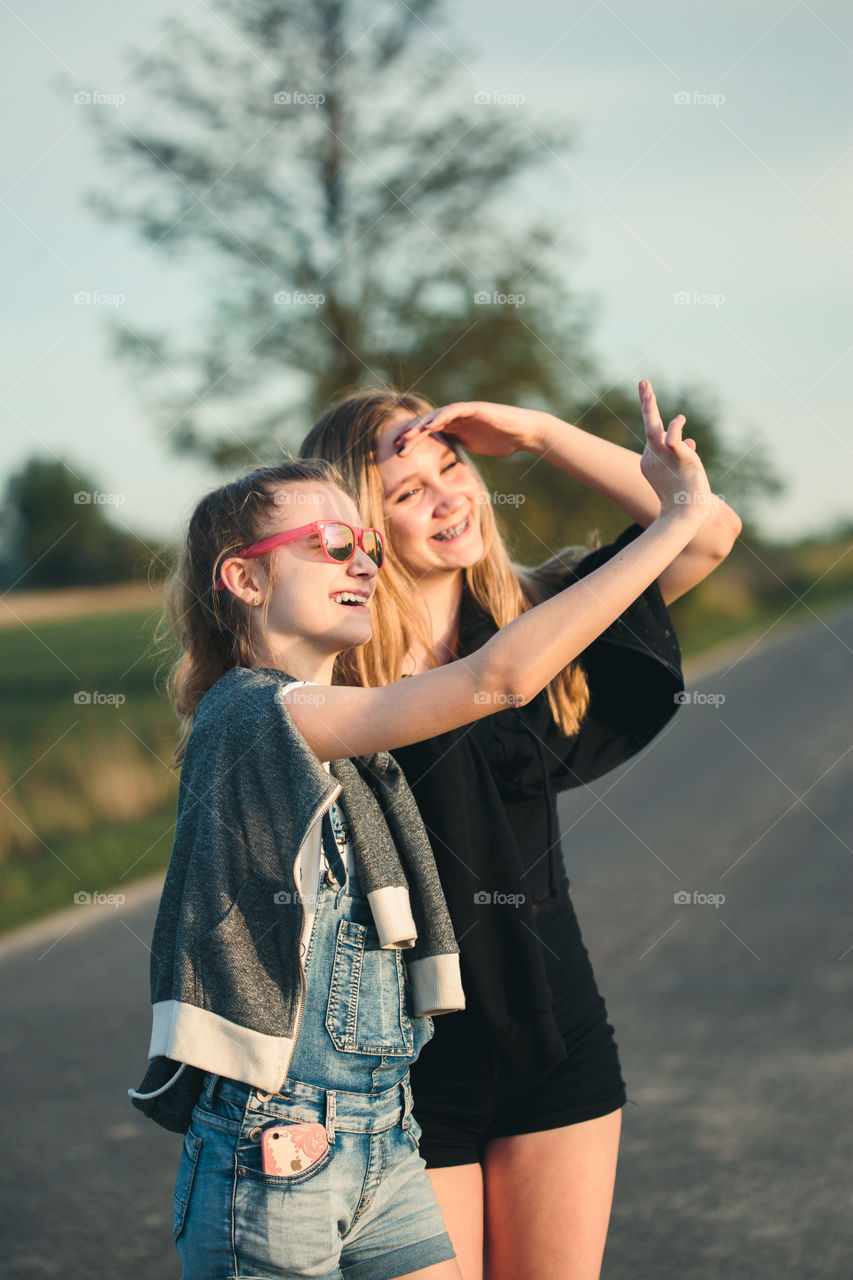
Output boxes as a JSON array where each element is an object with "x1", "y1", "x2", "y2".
[
  {"x1": 300, "y1": 387, "x2": 601, "y2": 736},
  {"x1": 156, "y1": 457, "x2": 345, "y2": 767}
]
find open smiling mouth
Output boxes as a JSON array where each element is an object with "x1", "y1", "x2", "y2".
[
  {"x1": 431, "y1": 516, "x2": 470, "y2": 543},
  {"x1": 330, "y1": 591, "x2": 370, "y2": 608}
]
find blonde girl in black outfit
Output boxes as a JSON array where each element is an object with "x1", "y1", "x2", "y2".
[{"x1": 301, "y1": 380, "x2": 742, "y2": 1280}]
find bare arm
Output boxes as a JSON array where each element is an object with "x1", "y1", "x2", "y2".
[
  {"x1": 527, "y1": 394, "x2": 741, "y2": 604},
  {"x1": 394, "y1": 381, "x2": 743, "y2": 606},
  {"x1": 284, "y1": 508, "x2": 707, "y2": 761},
  {"x1": 284, "y1": 404, "x2": 713, "y2": 761}
]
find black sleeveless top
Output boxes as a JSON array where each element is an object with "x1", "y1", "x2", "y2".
[{"x1": 392, "y1": 522, "x2": 685, "y2": 1081}]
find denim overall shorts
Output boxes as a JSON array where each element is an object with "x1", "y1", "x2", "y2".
[{"x1": 172, "y1": 811, "x2": 455, "y2": 1280}]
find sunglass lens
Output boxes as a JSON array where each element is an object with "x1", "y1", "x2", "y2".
[
  {"x1": 363, "y1": 531, "x2": 384, "y2": 568},
  {"x1": 323, "y1": 523, "x2": 356, "y2": 562}
]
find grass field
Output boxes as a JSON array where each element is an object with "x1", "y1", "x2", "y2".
[
  {"x1": 1, "y1": 541, "x2": 851, "y2": 935},
  {"x1": 0, "y1": 604, "x2": 181, "y2": 933}
]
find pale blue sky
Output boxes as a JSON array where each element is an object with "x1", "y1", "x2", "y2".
[{"x1": 1, "y1": 0, "x2": 851, "y2": 556}]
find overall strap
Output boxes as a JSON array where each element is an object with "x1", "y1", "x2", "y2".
[{"x1": 321, "y1": 807, "x2": 347, "y2": 886}]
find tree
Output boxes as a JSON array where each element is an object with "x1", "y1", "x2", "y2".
[
  {"x1": 82, "y1": 0, "x2": 782, "y2": 532},
  {"x1": 476, "y1": 381, "x2": 786, "y2": 563},
  {"x1": 0, "y1": 458, "x2": 154, "y2": 589},
  {"x1": 84, "y1": 0, "x2": 601, "y2": 465}
]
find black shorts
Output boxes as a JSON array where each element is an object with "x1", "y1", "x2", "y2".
[{"x1": 409, "y1": 878, "x2": 627, "y2": 1167}]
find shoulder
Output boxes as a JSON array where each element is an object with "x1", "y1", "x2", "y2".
[
  {"x1": 532, "y1": 525, "x2": 650, "y2": 591},
  {"x1": 192, "y1": 666, "x2": 330, "y2": 781}
]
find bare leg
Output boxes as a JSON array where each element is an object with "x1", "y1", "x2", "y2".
[
  {"x1": 483, "y1": 1109, "x2": 622, "y2": 1280},
  {"x1": 425, "y1": 1163, "x2": 485, "y2": 1280}
]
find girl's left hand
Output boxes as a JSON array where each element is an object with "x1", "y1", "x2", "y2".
[{"x1": 392, "y1": 402, "x2": 545, "y2": 458}]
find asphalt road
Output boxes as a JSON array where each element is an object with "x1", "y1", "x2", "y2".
[{"x1": 1, "y1": 603, "x2": 851, "y2": 1279}]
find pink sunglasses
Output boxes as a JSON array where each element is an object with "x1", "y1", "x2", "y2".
[{"x1": 215, "y1": 521, "x2": 385, "y2": 591}]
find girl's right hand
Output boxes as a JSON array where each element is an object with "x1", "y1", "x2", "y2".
[{"x1": 638, "y1": 379, "x2": 714, "y2": 521}]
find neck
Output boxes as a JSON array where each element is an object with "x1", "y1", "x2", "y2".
[
  {"x1": 252, "y1": 637, "x2": 337, "y2": 684},
  {"x1": 407, "y1": 569, "x2": 465, "y2": 672}
]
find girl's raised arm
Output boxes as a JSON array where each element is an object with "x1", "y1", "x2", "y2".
[{"x1": 283, "y1": 404, "x2": 713, "y2": 762}]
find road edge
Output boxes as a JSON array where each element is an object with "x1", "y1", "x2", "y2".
[{"x1": 2, "y1": 598, "x2": 849, "y2": 961}]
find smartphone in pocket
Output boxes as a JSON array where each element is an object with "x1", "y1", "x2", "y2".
[{"x1": 261, "y1": 1122, "x2": 329, "y2": 1176}]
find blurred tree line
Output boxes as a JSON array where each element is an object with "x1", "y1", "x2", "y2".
[
  {"x1": 78, "y1": 0, "x2": 780, "y2": 548},
  {"x1": 0, "y1": 459, "x2": 160, "y2": 591},
  {"x1": 15, "y1": 0, "x2": 824, "y2": 597}
]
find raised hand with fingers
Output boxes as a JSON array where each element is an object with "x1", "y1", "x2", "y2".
[
  {"x1": 392, "y1": 402, "x2": 544, "y2": 458},
  {"x1": 638, "y1": 379, "x2": 714, "y2": 520}
]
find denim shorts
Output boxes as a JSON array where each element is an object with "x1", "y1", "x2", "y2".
[{"x1": 173, "y1": 869, "x2": 455, "y2": 1279}]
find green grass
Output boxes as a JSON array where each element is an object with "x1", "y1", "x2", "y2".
[
  {"x1": 0, "y1": 607, "x2": 175, "y2": 775},
  {"x1": 0, "y1": 801, "x2": 177, "y2": 934},
  {"x1": 1, "y1": 557, "x2": 851, "y2": 937},
  {"x1": 671, "y1": 560, "x2": 853, "y2": 664},
  {"x1": 0, "y1": 605, "x2": 181, "y2": 933}
]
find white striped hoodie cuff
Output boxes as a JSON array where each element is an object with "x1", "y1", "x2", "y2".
[
  {"x1": 406, "y1": 955, "x2": 466, "y2": 1015},
  {"x1": 367, "y1": 885, "x2": 417, "y2": 950}
]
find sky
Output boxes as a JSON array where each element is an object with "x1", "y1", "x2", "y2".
[{"x1": 1, "y1": 0, "x2": 851, "y2": 556}]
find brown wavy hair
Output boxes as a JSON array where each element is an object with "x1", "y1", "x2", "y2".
[
  {"x1": 156, "y1": 457, "x2": 345, "y2": 767},
  {"x1": 300, "y1": 387, "x2": 601, "y2": 736}
]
